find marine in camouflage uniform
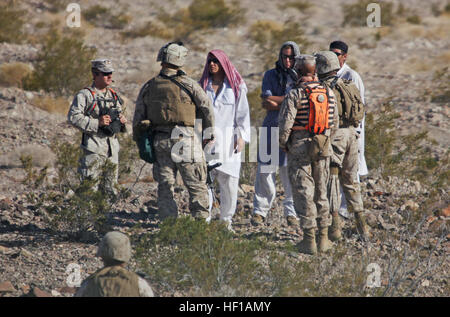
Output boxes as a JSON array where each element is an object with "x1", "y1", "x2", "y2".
[
  {"x1": 68, "y1": 59, "x2": 127, "y2": 195},
  {"x1": 133, "y1": 42, "x2": 215, "y2": 220},
  {"x1": 278, "y1": 55, "x2": 339, "y2": 255},
  {"x1": 75, "y1": 231, "x2": 154, "y2": 297},
  {"x1": 315, "y1": 51, "x2": 370, "y2": 241}
]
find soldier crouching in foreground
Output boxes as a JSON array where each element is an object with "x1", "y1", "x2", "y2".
[
  {"x1": 75, "y1": 231, "x2": 154, "y2": 297},
  {"x1": 133, "y1": 42, "x2": 215, "y2": 221}
]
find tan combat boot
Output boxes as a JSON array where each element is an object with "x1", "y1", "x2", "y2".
[
  {"x1": 298, "y1": 228, "x2": 317, "y2": 255},
  {"x1": 355, "y1": 211, "x2": 371, "y2": 241},
  {"x1": 317, "y1": 227, "x2": 333, "y2": 253},
  {"x1": 328, "y1": 211, "x2": 342, "y2": 241}
]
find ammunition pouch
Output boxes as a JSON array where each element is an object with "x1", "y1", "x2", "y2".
[{"x1": 308, "y1": 134, "x2": 330, "y2": 161}]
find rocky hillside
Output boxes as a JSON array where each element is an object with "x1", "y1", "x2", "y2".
[{"x1": 0, "y1": 0, "x2": 448, "y2": 298}]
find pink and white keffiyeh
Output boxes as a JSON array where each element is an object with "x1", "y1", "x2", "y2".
[{"x1": 199, "y1": 49, "x2": 244, "y2": 102}]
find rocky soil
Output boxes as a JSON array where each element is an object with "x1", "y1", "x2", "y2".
[{"x1": 0, "y1": 0, "x2": 448, "y2": 297}]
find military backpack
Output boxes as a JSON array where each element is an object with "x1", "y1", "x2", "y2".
[{"x1": 329, "y1": 77, "x2": 364, "y2": 127}]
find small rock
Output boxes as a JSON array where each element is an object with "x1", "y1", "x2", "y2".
[
  {"x1": 21, "y1": 284, "x2": 31, "y2": 294},
  {"x1": 421, "y1": 279, "x2": 430, "y2": 287},
  {"x1": 51, "y1": 290, "x2": 62, "y2": 297},
  {"x1": 20, "y1": 249, "x2": 34, "y2": 258},
  {"x1": 439, "y1": 205, "x2": 450, "y2": 217},
  {"x1": 0, "y1": 198, "x2": 13, "y2": 210},
  {"x1": 365, "y1": 213, "x2": 378, "y2": 228},
  {"x1": 58, "y1": 286, "x2": 77, "y2": 295},
  {"x1": 0, "y1": 245, "x2": 9, "y2": 254},
  {"x1": 32, "y1": 287, "x2": 52, "y2": 297},
  {"x1": 0, "y1": 281, "x2": 16, "y2": 293},
  {"x1": 240, "y1": 184, "x2": 254, "y2": 193},
  {"x1": 401, "y1": 200, "x2": 419, "y2": 212}
]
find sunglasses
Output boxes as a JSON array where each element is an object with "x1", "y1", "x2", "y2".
[
  {"x1": 208, "y1": 57, "x2": 220, "y2": 64},
  {"x1": 333, "y1": 51, "x2": 343, "y2": 57},
  {"x1": 102, "y1": 72, "x2": 113, "y2": 76},
  {"x1": 282, "y1": 54, "x2": 295, "y2": 60}
]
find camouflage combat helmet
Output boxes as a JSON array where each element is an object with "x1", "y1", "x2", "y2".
[
  {"x1": 314, "y1": 51, "x2": 340, "y2": 75},
  {"x1": 157, "y1": 42, "x2": 188, "y2": 67},
  {"x1": 97, "y1": 231, "x2": 131, "y2": 263}
]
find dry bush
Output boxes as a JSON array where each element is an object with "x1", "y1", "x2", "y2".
[
  {"x1": 121, "y1": 21, "x2": 173, "y2": 40},
  {"x1": 0, "y1": 2, "x2": 26, "y2": 43},
  {"x1": 141, "y1": 0, "x2": 246, "y2": 42},
  {"x1": 0, "y1": 62, "x2": 32, "y2": 88},
  {"x1": 278, "y1": 0, "x2": 311, "y2": 12},
  {"x1": 31, "y1": 95, "x2": 70, "y2": 114}
]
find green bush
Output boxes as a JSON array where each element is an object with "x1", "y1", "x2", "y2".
[
  {"x1": 342, "y1": 0, "x2": 395, "y2": 27},
  {"x1": 0, "y1": 2, "x2": 25, "y2": 43},
  {"x1": 249, "y1": 20, "x2": 309, "y2": 70},
  {"x1": 365, "y1": 100, "x2": 444, "y2": 185},
  {"x1": 23, "y1": 29, "x2": 96, "y2": 96},
  {"x1": 134, "y1": 217, "x2": 264, "y2": 296}
]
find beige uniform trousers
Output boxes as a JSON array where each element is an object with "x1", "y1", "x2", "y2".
[
  {"x1": 152, "y1": 132, "x2": 209, "y2": 219},
  {"x1": 287, "y1": 131, "x2": 332, "y2": 230},
  {"x1": 331, "y1": 126, "x2": 364, "y2": 213}
]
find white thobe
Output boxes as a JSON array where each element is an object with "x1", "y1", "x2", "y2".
[
  {"x1": 205, "y1": 78, "x2": 251, "y2": 225},
  {"x1": 337, "y1": 63, "x2": 368, "y2": 176}
]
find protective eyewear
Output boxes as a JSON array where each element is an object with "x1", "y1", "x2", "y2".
[
  {"x1": 282, "y1": 54, "x2": 295, "y2": 60},
  {"x1": 208, "y1": 58, "x2": 220, "y2": 64}
]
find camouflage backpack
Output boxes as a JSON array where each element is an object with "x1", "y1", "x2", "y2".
[{"x1": 329, "y1": 77, "x2": 364, "y2": 127}]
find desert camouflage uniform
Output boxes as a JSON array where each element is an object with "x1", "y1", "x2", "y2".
[
  {"x1": 279, "y1": 82, "x2": 338, "y2": 230},
  {"x1": 133, "y1": 68, "x2": 215, "y2": 219},
  {"x1": 321, "y1": 76, "x2": 364, "y2": 213},
  {"x1": 68, "y1": 84, "x2": 123, "y2": 194}
]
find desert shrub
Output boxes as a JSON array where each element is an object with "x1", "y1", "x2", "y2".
[
  {"x1": 44, "y1": 0, "x2": 71, "y2": 13},
  {"x1": 0, "y1": 62, "x2": 32, "y2": 88},
  {"x1": 23, "y1": 29, "x2": 96, "y2": 96},
  {"x1": 187, "y1": 0, "x2": 245, "y2": 29},
  {"x1": 0, "y1": 2, "x2": 26, "y2": 43},
  {"x1": 431, "y1": 67, "x2": 450, "y2": 103},
  {"x1": 249, "y1": 20, "x2": 309, "y2": 70},
  {"x1": 121, "y1": 21, "x2": 173, "y2": 40},
  {"x1": 117, "y1": 133, "x2": 140, "y2": 181},
  {"x1": 406, "y1": 15, "x2": 422, "y2": 25},
  {"x1": 20, "y1": 155, "x2": 48, "y2": 189},
  {"x1": 133, "y1": 215, "x2": 444, "y2": 297},
  {"x1": 342, "y1": 0, "x2": 395, "y2": 27},
  {"x1": 134, "y1": 216, "x2": 264, "y2": 296},
  {"x1": 31, "y1": 95, "x2": 70, "y2": 114},
  {"x1": 83, "y1": 5, "x2": 131, "y2": 29},
  {"x1": 142, "y1": 0, "x2": 246, "y2": 42},
  {"x1": 365, "y1": 99, "x2": 445, "y2": 187},
  {"x1": 278, "y1": 0, "x2": 311, "y2": 12}
]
